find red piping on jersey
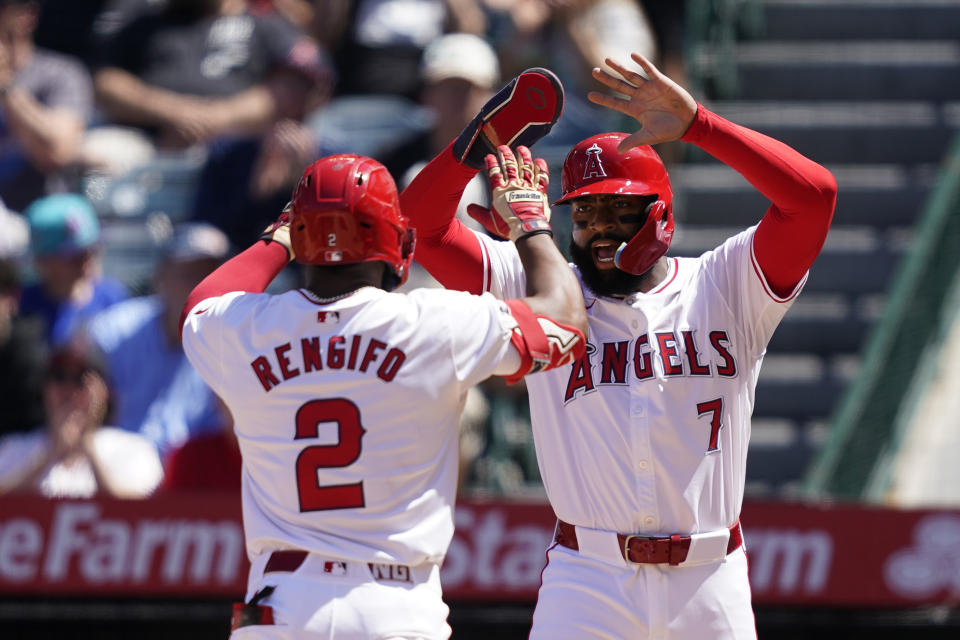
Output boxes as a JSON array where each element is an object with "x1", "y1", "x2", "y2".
[
  {"x1": 651, "y1": 257, "x2": 679, "y2": 294},
  {"x1": 478, "y1": 235, "x2": 492, "y2": 293},
  {"x1": 749, "y1": 239, "x2": 803, "y2": 303}
]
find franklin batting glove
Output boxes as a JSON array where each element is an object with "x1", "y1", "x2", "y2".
[{"x1": 468, "y1": 145, "x2": 552, "y2": 242}]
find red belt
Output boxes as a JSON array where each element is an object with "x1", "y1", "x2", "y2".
[
  {"x1": 554, "y1": 519, "x2": 742, "y2": 566},
  {"x1": 264, "y1": 549, "x2": 309, "y2": 573}
]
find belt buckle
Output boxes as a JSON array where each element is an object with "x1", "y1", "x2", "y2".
[{"x1": 622, "y1": 534, "x2": 659, "y2": 564}]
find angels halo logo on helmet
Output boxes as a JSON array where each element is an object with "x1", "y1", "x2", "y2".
[
  {"x1": 556, "y1": 133, "x2": 674, "y2": 276},
  {"x1": 289, "y1": 154, "x2": 415, "y2": 288}
]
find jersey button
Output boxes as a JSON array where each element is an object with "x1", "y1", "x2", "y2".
[
  {"x1": 644, "y1": 516, "x2": 656, "y2": 527},
  {"x1": 631, "y1": 320, "x2": 640, "y2": 330},
  {"x1": 638, "y1": 460, "x2": 648, "y2": 470}
]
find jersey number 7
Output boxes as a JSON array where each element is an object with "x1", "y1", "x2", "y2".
[
  {"x1": 697, "y1": 397, "x2": 724, "y2": 453},
  {"x1": 295, "y1": 398, "x2": 367, "y2": 511}
]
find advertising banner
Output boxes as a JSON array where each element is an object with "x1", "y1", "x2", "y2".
[{"x1": 1, "y1": 494, "x2": 958, "y2": 607}]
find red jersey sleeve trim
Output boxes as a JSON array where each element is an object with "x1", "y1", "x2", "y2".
[
  {"x1": 749, "y1": 235, "x2": 806, "y2": 303},
  {"x1": 652, "y1": 258, "x2": 679, "y2": 294}
]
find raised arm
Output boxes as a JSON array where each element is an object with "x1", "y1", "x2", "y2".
[
  {"x1": 479, "y1": 146, "x2": 587, "y2": 381},
  {"x1": 178, "y1": 213, "x2": 293, "y2": 335},
  {"x1": 95, "y1": 67, "x2": 275, "y2": 147},
  {"x1": 590, "y1": 53, "x2": 837, "y2": 297},
  {"x1": 398, "y1": 142, "x2": 487, "y2": 294},
  {"x1": 400, "y1": 67, "x2": 567, "y2": 295}
]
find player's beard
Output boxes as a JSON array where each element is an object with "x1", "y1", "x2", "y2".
[{"x1": 569, "y1": 236, "x2": 648, "y2": 298}]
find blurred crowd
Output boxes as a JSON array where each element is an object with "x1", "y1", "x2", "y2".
[{"x1": 0, "y1": 0, "x2": 686, "y2": 499}]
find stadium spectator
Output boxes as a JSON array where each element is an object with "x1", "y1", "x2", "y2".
[
  {"x1": 322, "y1": 0, "x2": 486, "y2": 100},
  {"x1": 381, "y1": 32, "x2": 500, "y2": 273},
  {"x1": 19, "y1": 193, "x2": 128, "y2": 346},
  {"x1": 85, "y1": 222, "x2": 229, "y2": 459},
  {"x1": 0, "y1": 0, "x2": 94, "y2": 212},
  {"x1": 190, "y1": 39, "x2": 334, "y2": 248},
  {"x1": 0, "y1": 197, "x2": 27, "y2": 256},
  {"x1": 382, "y1": 32, "x2": 499, "y2": 186},
  {"x1": 91, "y1": 0, "x2": 323, "y2": 152},
  {"x1": 484, "y1": 0, "x2": 658, "y2": 148},
  {"x1": 0, "y1": 256, "x2": 45, "y2": 436},
  {"x1": 0, "y1": 341, "x2": 163, "y2": 498},
  {"x1": 162, "y1": 396, "x2": 241, "y2": 491},
  {"x1": 32, "y1": 0, "x2": 153, "y2": 69},
  {"x1": 249, "y1": 0, "x2": 315, "y2": 29}
]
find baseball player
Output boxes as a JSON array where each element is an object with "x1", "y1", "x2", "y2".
[
  {"x1": 399, "y1": 53, "x2": 837, "y2": 639},
  {"x1": 178, "y1": 139, "x2": 587, "y2": 636}
]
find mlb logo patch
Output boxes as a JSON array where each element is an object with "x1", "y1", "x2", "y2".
[
  {"x1": 317, "y1": 311, "x2": 340, "y2": 323},
  {"x1": 323, "y1": 561, "x2": 347, "y2": 576}
]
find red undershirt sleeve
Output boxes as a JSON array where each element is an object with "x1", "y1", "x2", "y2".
[
  {"x1": 178, "y1": 240, "x2": 289, "y2": 336},
  {"x1": 681, "y1": 105, "x2": 838, "y2": 298},
  {"x1": 399, "y1": 141, "x2": 488, "y2": 295}
]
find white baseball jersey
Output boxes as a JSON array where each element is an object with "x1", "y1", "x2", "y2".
[
  {"x1": 182, "y1": 285, "x2": 518, "y2": 567},
  {"x1": 478, "y1": 225, "x2": 803, "y2": 536}
]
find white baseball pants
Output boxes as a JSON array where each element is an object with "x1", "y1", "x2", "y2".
[{"x1": 530, "y1": 544, "x2": 756, "y2": 640}]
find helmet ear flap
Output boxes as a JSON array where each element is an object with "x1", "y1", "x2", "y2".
[
  {"x1": 383, "y1": 227, "x2": 416, "y2": 291},
  {"x1": 613, "y1": 199, "x2": 674, "y2": 275},
  {"x1": 645, "y1": 199, "x2": 667, "y2": 224}
]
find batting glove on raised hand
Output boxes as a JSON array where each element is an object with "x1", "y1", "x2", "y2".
[
  {"x1": 259, "y1": 202, "x2": 295, "y2": 261},
  {"x1": 467, "y1": 145, "x2": 552, "y2": 243}
]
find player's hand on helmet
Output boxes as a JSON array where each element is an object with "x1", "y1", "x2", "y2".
[
  {"x1": 259, "y1": 202, "x2": 296, "y2": 261},
  {"x1": 467, "y1": 145, "x2": 552, "y2": 243},
  {"x1": 587, "y1": 52, "x2": 697, "y2": 152}
]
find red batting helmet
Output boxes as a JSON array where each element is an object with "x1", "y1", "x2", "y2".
[
  {"x1": 555, "y1": 133, "x2": 674, "y2": 275},
  {"x1": 290, "y1": 154, "x2": 415, "y2": 287}
]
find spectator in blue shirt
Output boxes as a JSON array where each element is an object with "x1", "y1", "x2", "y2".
[
  {"x1": 85, "y1": 222, "x2": 229, "y2": 459},
  {"x1": 19, "y1": 193, "x2": 127, "y2": 346}
]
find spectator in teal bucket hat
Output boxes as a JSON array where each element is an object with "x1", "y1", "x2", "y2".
[
  {"x1": 26, "y1": 194, "x2": 100, "y2": 257},
  {"x1": 19, "y1": 194, "x2": 128, "y2": 346}
]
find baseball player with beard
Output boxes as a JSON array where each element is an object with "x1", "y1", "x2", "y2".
[
  {"x1": 400, "y1": 53, "x2": 837, "y2": 639},
  {"x1": 178, "y1": 93, "x2": 586, "y2": 639}
]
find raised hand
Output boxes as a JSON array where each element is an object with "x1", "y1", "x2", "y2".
[
  {"x1": 467, "y1": 145, "x2": 552, "y2": 242},
  {"x1": 260, "y1": 202, "x2": 296, "y2": 261},
  {"x1": 588, "y1": 53, "x2": 698, "y2": 152}
]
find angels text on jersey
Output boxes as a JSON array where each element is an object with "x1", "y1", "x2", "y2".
[{"x1": 564, "y1": 329, "x2": 737, "y2": 403}]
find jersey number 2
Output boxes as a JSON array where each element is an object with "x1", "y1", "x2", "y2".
[
  {"x1": 295, "y1": 398, "x2": 366, "y2": 511},
  {"x1": 697, "y1": 398, "x2": 723, "y2": 453}
]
